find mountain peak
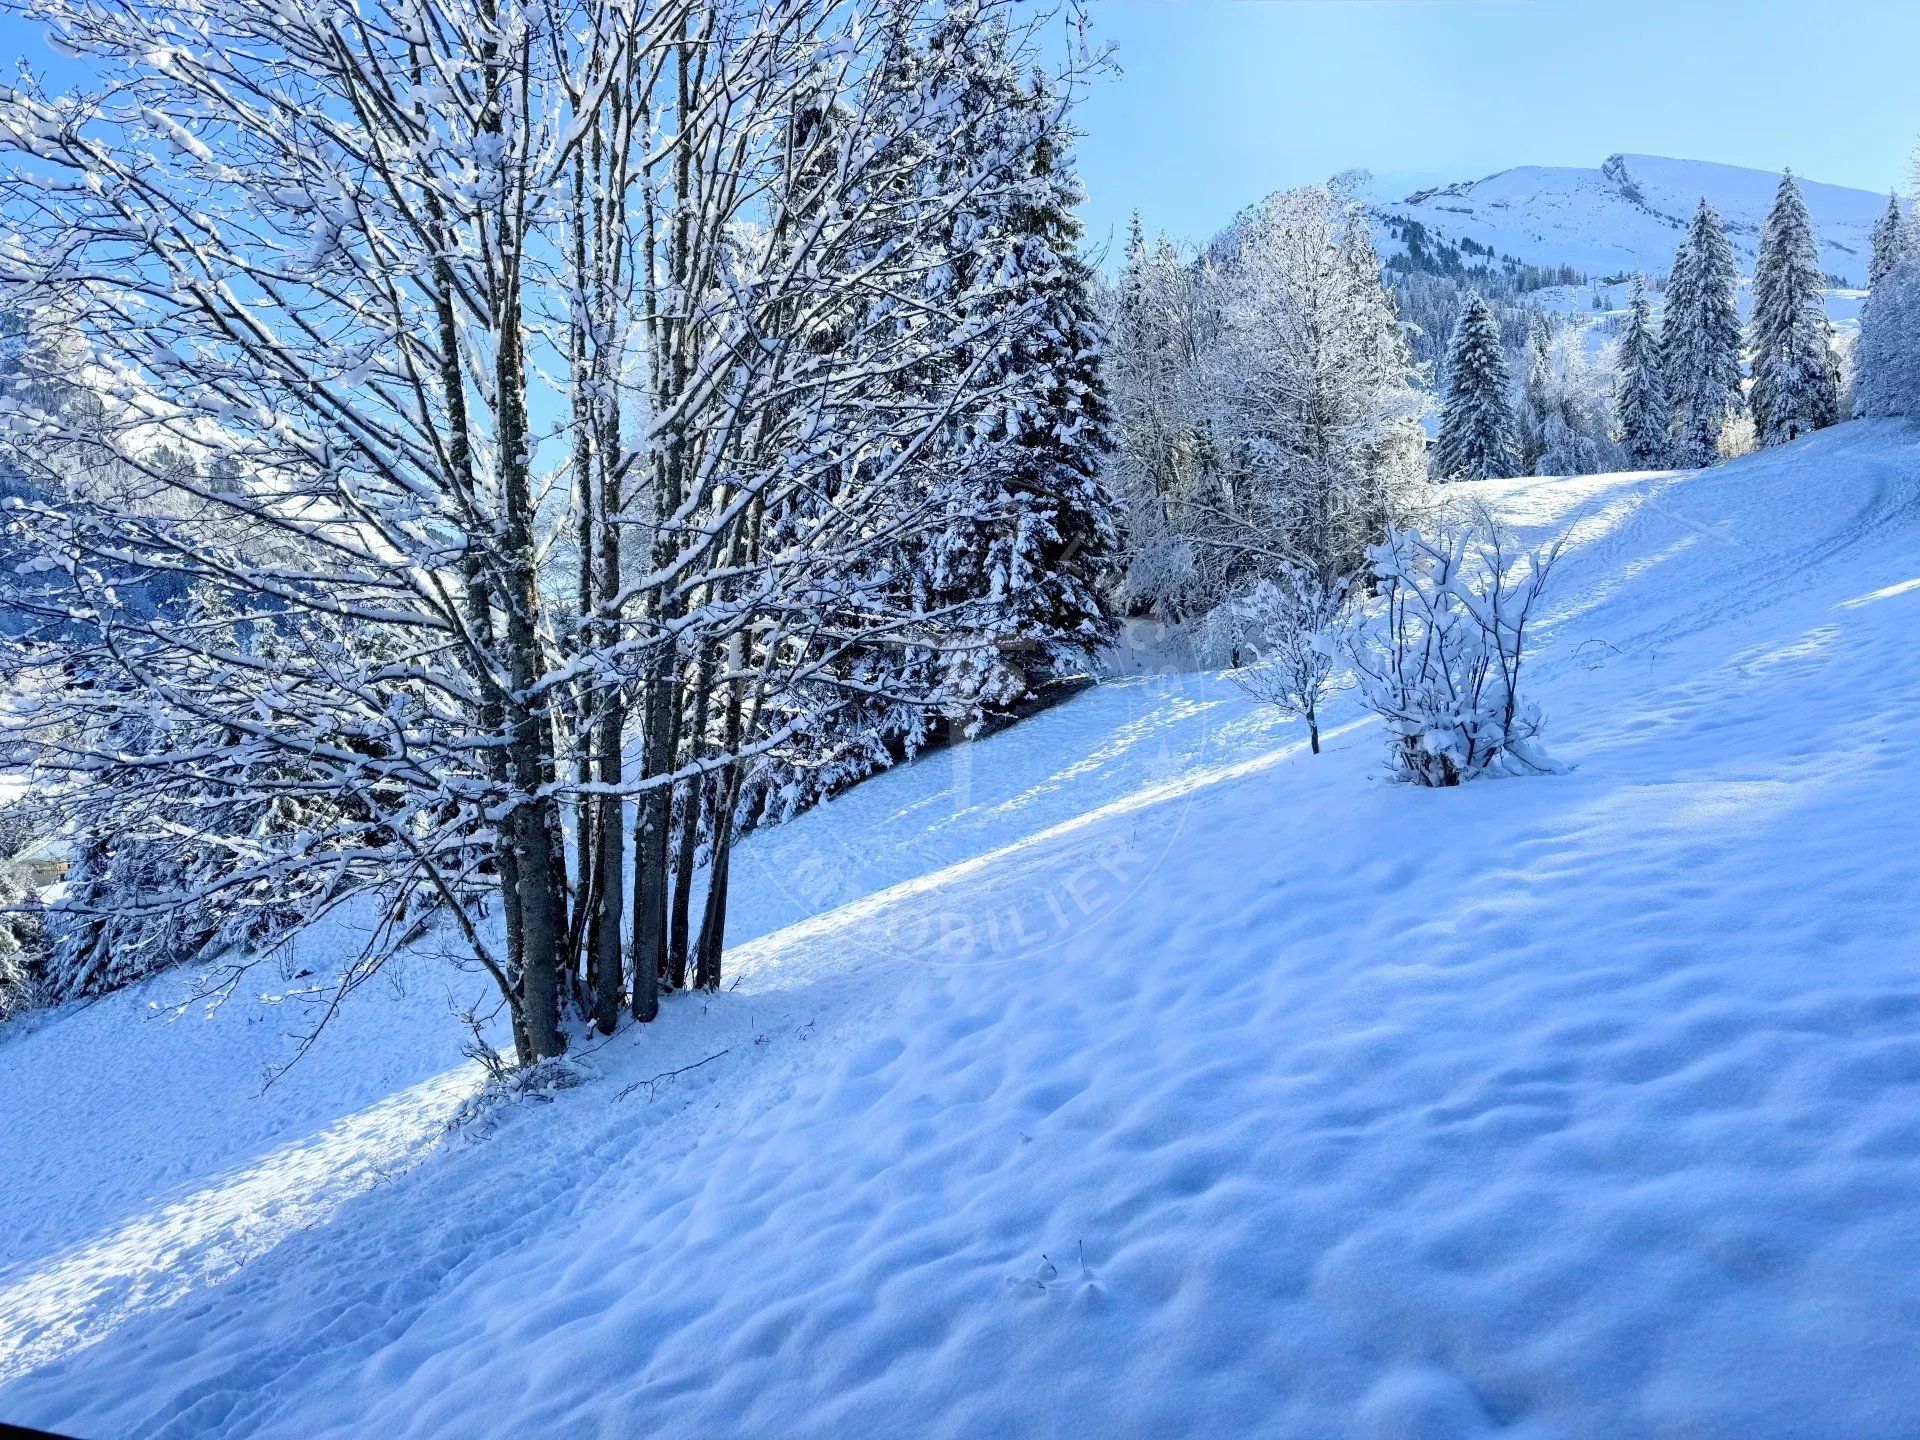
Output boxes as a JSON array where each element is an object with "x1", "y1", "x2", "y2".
[{"x1": 1370, "y1": 154, "x2": 1880, "y2": 285}]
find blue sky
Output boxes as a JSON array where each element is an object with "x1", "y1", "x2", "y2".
[
  {"x1": 1069, "y1": 0, "x2": 1918, "y2": 259},
  {"x1": 4, "y1": 1, "x2": 1909, "y2": 264}
]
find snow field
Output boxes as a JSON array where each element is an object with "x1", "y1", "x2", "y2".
[
  {"x1": 5, "y1": 422, "x2": 1920, "y2": 1436},
  {"x1": 1377, "y1": 153, "x2": 1881, "y2": 289}
]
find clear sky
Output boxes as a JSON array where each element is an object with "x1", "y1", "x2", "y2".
[
  {"x1": 1069, "y1": 0, "x2": 1918, "y2": 260},
  {"x1": 3, "y1": 1, "x2": 1910, "y2": 265}
]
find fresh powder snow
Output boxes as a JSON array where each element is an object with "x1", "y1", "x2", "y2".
[{"x1": 6, "y1": 421, "x2": 1920, "y2": 1436}]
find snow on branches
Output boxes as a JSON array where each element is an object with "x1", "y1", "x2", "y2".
[
  {"x1": 0, "y1": 0, "x2": 1112, "y2": 1062},
  {"x1": 1204, "y1": 567, "x2": 1354, "y2": 755},
  {"x1": 1106, "y1": 189, "x2": 1428, "y2": 621},
  {"x1": 1348, "y1": 513, "x2": 1563, "y2": 787}
]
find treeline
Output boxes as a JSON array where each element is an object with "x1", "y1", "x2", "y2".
[{"x1": 1433, "y1": 176, "x2": 1844, "y2": 481}]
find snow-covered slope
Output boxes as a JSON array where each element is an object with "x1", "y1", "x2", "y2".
[
  {"x1": 9, "y1": 422, "x2": 1920, "y2": 1437},
  {"x1": 1372, "y1": 152, "x2": 1884, "y2": 285}
]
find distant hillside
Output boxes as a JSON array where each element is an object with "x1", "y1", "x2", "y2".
[{"x1": 1365, "y1": 152, "x2": 1884, "y2": 289}]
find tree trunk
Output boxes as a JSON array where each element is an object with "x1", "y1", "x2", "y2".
[
  {"x1": 592, "y1": 718, "x2": 625, "y2": 1032},
  {"x1": 591, "y1": 430, "x2": 626, "y2": 1032},
  {"x1": 667, "y1": 646, "x2": 713, "y2": 989},
  {"x1": 497, "y1": 230, "x2": 564, "y2": 1058},
  {"x1": 630, "y1": 656, "x2": 673, "y2": 1022},
  {"x1": 693, "y1": 766, "x2": 738, "y2": 992}
]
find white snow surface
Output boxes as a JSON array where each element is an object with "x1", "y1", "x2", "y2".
[
  {"x1": 8, "y1": 421, "x2": 1920, "y2": 1436},
  {"x1": 1372, "y1": 152, "x2": 1883, "y2": 286}
]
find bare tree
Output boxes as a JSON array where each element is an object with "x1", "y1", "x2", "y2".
[
  {"x1": 1206, "y1": 568, "x2": 1354, "y2": 754},
  {"x1": 0, "y1": 0, "x2": 1101, "y2": 1061},
  {"x1": 1108, "y1": 189, "x2": 1427, "y2": 622}
]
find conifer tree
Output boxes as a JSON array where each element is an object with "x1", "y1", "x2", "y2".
[
  {"x1": 1749, "y1": 173, "x2": 1840, "y2": 445},
  {"x1": 1868, "y1": 194, "x2": 1911, "y2": 290},
  {"x1": 1435, "y1": 295, "x2": 1517, "y2": 481},
  {"x1": 1617, "y1": 277, "x2": 1670, "y2": 467},
  {"x1": 1663, "y1": 200, "x2": 1743, "y2": 466},
  {"x1": 1856, "y1": 195, "x2": 1916, "y2": 417},
  {"x1": 911, "y1": 36, "x2": 1118, "y2": 715},
  {"x1": 985, "y1": 67, "x2": 1120, "y2": 673},
  {"x1": 739, "y1": 15, "x2": 1119, "y2": 825},
  {"x1": 1514, "y1": 317, "x2": 1553, "y2": 475}
]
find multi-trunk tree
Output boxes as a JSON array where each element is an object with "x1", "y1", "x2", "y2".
[
  {"x1": 1514, "y1": 314, "x2": 1623, "y2": 478},
  {"x1": 0, "y1": 0, "x2": 1103, "y2": 1065},
  {"x1": 1106, "y1": 190, "x2": 1426, "y2": 619}
]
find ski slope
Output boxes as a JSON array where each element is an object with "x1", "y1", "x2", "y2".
[{"x1": 7, "y1": 422, "x2": 1920, "y2": 1437}]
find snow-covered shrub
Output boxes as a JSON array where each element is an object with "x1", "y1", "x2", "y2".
[
  {"x1": 1348, "y1": 515, "x2": 1563, "y2": 786},
  {"x1": 1205, "y1": 568, "x2": 1354, "y2": 753}
]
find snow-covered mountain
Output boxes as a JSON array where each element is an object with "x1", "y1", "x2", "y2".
[
  {"x1": 1368, "y1": 152, "x2": 1885, "y2": 286},
  {"x1": 9, "y1": 421, "x2": 1920, "y2": 1436}
]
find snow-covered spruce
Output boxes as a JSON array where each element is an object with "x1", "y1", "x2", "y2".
[
  {"x1": 1616, "y1": 277, "x2": 1670, "y2": 468},
  {"x1": 741, "y1": 18, "x2": 1120, "y2": 829},
  {"x1": 1853, "y1": 196, "x2": 1918, "y2": 419},
  {"x1": 1434, "y1": 295, "x2": 1518, "y2": 481},
  {"x1": 1867, "y1": 193, "x2": 1912, "y2": 291},
  {"x1": 1662, "y1": 199, "x2": 1744, "y2": 467},
  {"x1": 1749, "y1": 174, "x2": 1842, "y2": 446}
]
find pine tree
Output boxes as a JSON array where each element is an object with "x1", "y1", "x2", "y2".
[
  {"x1": 983, "y1": 66, "x2": 1120, "y2": 675},
  {"x1": 1856, "y1": 196, "x2": 1917, "y2": 417},
  {"x1": 915, "y1": 39, "x2": 1118, "y2": 715},
  {"x1": 1617, "y1": 277, "x2": 1670, "y2": 467},
  {"x1": 739, "y1": 16, "x2": 1118, "y2": 822},
  {"x1": 1514, "y1": 316, "x2": 1552, "y2": 474},
  {"x1": 1435, "y1": 295, "x2": 1517, "y2": 481},
  {"x1": 1868, "y1": 194, "x2": 1911, "y2": 290},
  {"x1": 1662, "y1": 200, "x2": 1743, "y2": 466},
  {"x1": 1749, "y1": 173, "x2": 1840, "y2": 445}
]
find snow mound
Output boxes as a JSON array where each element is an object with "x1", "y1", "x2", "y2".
[{"x1": 8, "y1": 422, "x2": 1920, "y2": 1436}]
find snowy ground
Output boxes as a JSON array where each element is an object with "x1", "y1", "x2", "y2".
[{"x1": 7, "y1": 421, "x2": 1920, "y2": 1437}]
